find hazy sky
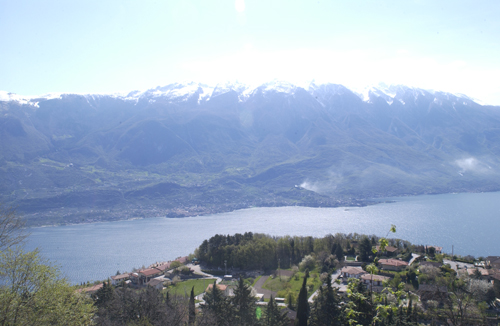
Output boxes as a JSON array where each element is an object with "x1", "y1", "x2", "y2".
[{"x1": 1, "y1": 0, "x2": 499, "y2": 104}]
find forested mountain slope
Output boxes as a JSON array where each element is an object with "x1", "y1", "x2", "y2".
[{"x1": 1, "y1": 82, "x2": 500, "y2": 225}]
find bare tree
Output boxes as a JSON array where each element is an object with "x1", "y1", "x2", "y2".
[{"x1": 0, "y1": 204, "x2": 28, "y2": 251}]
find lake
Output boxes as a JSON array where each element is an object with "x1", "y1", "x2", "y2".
[{"x1": 26, "y1": 192, "x2": 500, "y2": 284}]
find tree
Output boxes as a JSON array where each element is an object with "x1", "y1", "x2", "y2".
[
  {"x1": 373, "y1": 224, "x2": 396, "y2": 255},
  {"x1": 202, "y1": 280, "x2": 235, "y2": 326},
  {"x1": 342, "y1": 279, "x2": 374, "y2": 326},
  {"x1": 0, "y1": 205, "x2": 28, "y2": 251},
  {"x1": 0, "y1": 247, "x2": 95, "y2": 325},
  {"x1": 189, "y1": 286, "x2": 196, "y2": 325},
  {"x1": 92, "y1": 280, "x2": 115, "y2": 308},
  {"x1": 0, "y1": 207, "x2": 95, "y2": 325},
  {"x1": 428, "y1": 246, "x2": 436, "y2": 257},
  {"x1": 232, "y1": 277, "x2": 257, "y2": 325},
  {"x1": 262, "y1": 295, "x2": 289, "y2": 326},
  {"x1": 365, "y1": 263, "x2": 378, "y2": 295},
  {"x1": 335, "y1": 244, "x2": 344, "y2": 262},
  {"x1": 296, "y1": 270, "x2": 310, "y2": 326},
  {"x1": 426, "y1": 276, "x2": 482, "y2": 326},
  {"x1": 309, "y1": 273, "x2": 341, "y2": 325},
  {"x1": 358, "y1": 237, "x2": 372, "y2": 262}
]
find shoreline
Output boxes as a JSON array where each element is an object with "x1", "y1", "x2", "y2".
[{"x1": 23, "y1": 189, "x2": 500, "y2": 228}]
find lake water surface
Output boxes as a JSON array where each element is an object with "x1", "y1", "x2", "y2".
[{"x1": 26, "y1": 192, "x2": 500, "y2": 284}]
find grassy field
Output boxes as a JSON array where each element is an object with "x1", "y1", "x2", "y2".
[
  {"x1": 262, "y1": 270, "x2": 322, "y2": 298},
  {"x1": 166, "y1": 278, "x2": 216, "y2": 297}
]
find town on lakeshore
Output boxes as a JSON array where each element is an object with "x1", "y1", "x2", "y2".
[{"x1": 74, "y1": 232, "x2": 500, "y2": 325}]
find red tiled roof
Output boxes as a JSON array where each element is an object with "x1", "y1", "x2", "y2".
[
  {"x1": 176, "y1": 256, "x2": 189, "y2": 264},
  {"x1": 341, "y1": 266, "x2": 366, "y2": 275},
  {"x1": 379, "y1": 259, "x2": 408, "y2": 267},
  {"x1": 139, "y1": 268, "x2": 162, "y2": 277},
  {"x1": 424, "y1": 246, "x2": 443, "y2": 252},
  {"x1": 76, "y1": 283, "x2": 103, "y2": 293},
  {"x1": 111, "y1": 273, "x2": 130, "y2": 280},
  {"x1": 156, "y1": 263, "x2": 172, "y2": 271},
  {"x1": 206, "y1": 284, "x2": 227, "y2": 292},
  {"x1": 466, "y1": 268, "x2": 492, "y2": 276},
  {"x1": 361, "y1": 274, "x2": 390, "y2": 282}
]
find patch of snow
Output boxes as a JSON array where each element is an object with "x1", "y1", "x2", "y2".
[
  {"x1": 0, "y1": 91, "x2": 63, "y2": 106},
  {"x1": 210, "y1": 81, "x2": 246, "y2": 98},
  {"x1": 260, "y1": 80, "x2": 297, "y2": 94}
]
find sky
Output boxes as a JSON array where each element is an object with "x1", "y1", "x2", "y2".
[{"x1": 1, "y1": 0, "x2": 500, "y2": 104}]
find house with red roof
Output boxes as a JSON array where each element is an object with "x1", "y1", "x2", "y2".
[
  {"x1": 341, "y1": 266, "x2": 367, "y2": 279},
  {"x1": 379, "y1": 259, "x2": 408, "y2": 271},
  {"x1": 110, "y1": 273, "x2": 130, "y2": 286},
  {"x1": 205, "y1": 283, "x2": 232, "y2": 297}
]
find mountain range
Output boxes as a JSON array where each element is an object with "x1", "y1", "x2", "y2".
[{"x1": 2, "y1": 81, "x2": 500, "y2": 225}]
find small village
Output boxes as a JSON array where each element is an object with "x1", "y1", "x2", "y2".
[{"x1": 76, "y1": 239, "x2": 500, "y2": 325}]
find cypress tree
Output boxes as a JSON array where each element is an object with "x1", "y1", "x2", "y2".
[
  {"x1": 189, "y1": 286, "x2": 196, "y2": 325},
  {"x1": 335, "y1": 245, "x2": 344, "y2": 262},
  {"x1": 406, "y1": 296, "x2": 412, "y2": 321},
  {"x1": 296, "y1": 270, "x2": 310, "y2": 326}
]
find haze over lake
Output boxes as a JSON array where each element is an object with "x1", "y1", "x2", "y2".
[{"x1": 26, "y1": 191, "x2": 500, "y2": 284}]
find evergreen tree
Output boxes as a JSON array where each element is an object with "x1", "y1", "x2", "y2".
[
  {"x1": 296, "y1": 270, "x2": 310, "y2": 326},
  {"x1": 189, "y1": 286, "x2": 196, "y2": 325},
  {"x1": 232, "y1": 277, "x2": 257, "y2": 325},
  {"x1": 263, "y1": 295, "x2": 289, "y2": 326},
  {"x1": 309, "y1": 273, "x2": 341, "y2": 325},
  {"x1": 287, "y1": 292, "x2": 295, "y2": 310},
  {"x1": 330, "y1": 243, "x2": 337, "y2": 256},
  {"x1": 202, "y1": 280, "x2": 235, "y2": 326},
  {"x1": 335, "y1": 244, "x2": 344, "y2": 262},
  {"x1": 93, "y1": 280, "x2": 115, "y2": 308},
  {"x1": 358, "y1": 237, "x2": 372, "y2": 262}
]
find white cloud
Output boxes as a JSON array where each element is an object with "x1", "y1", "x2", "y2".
[{"x1": 454, "y1": 157, "x2": 493, "y2": 174}]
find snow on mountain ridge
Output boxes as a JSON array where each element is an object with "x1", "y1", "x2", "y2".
[{"x1": 0, "y1": 81, "x2": 489, "y2": 107}]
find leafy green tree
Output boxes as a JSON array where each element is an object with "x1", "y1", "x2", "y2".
[
  {"x1": 232, "y1": 277, "x2": 258, "y2": 325},
  {"x1": 365, "y1": 263, "x2": 378, "y2": 295},
  {"x1": 262, "y1": 295, "x2": 289, "y2": 326},
  {"x1": 342, "y1": 278, "x2": 373, "y2": 326},
  {"x1": 296, "y1": 270, "x2": 310, "y2": 326},
  {"x1": 373, "y1": 225, "x2": 396, "y2": 255},
  {"x1": 0, "y1": 247, "x2": 95, "y2": 325},
  {"x1": 309, "y1": 273, "x2": 341, "y2": 325}
]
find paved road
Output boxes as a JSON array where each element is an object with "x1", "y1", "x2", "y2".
[
  {"x1": 409, "y1": 253, "x2": 421, "y2": 265},
  {"x1": 253, "y1": 276, "x2": 277, "y2": 300},
  {"x1": 443, "y1": 259, "x2": 474, "y2": 270}
]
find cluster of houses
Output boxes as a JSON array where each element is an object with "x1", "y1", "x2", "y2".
[
  {"x1": 339, "y1": 257, "x2": 410, "y2": 292},
  {"x1": 338, "y1": 247, "x2": 500, "y2": 307},
  {"x1": 112, "y1": 256, "x2": 190, "y2": 289},
  {"x1": 76, "y1": 256, "x2": 191, "y2": 294}
]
